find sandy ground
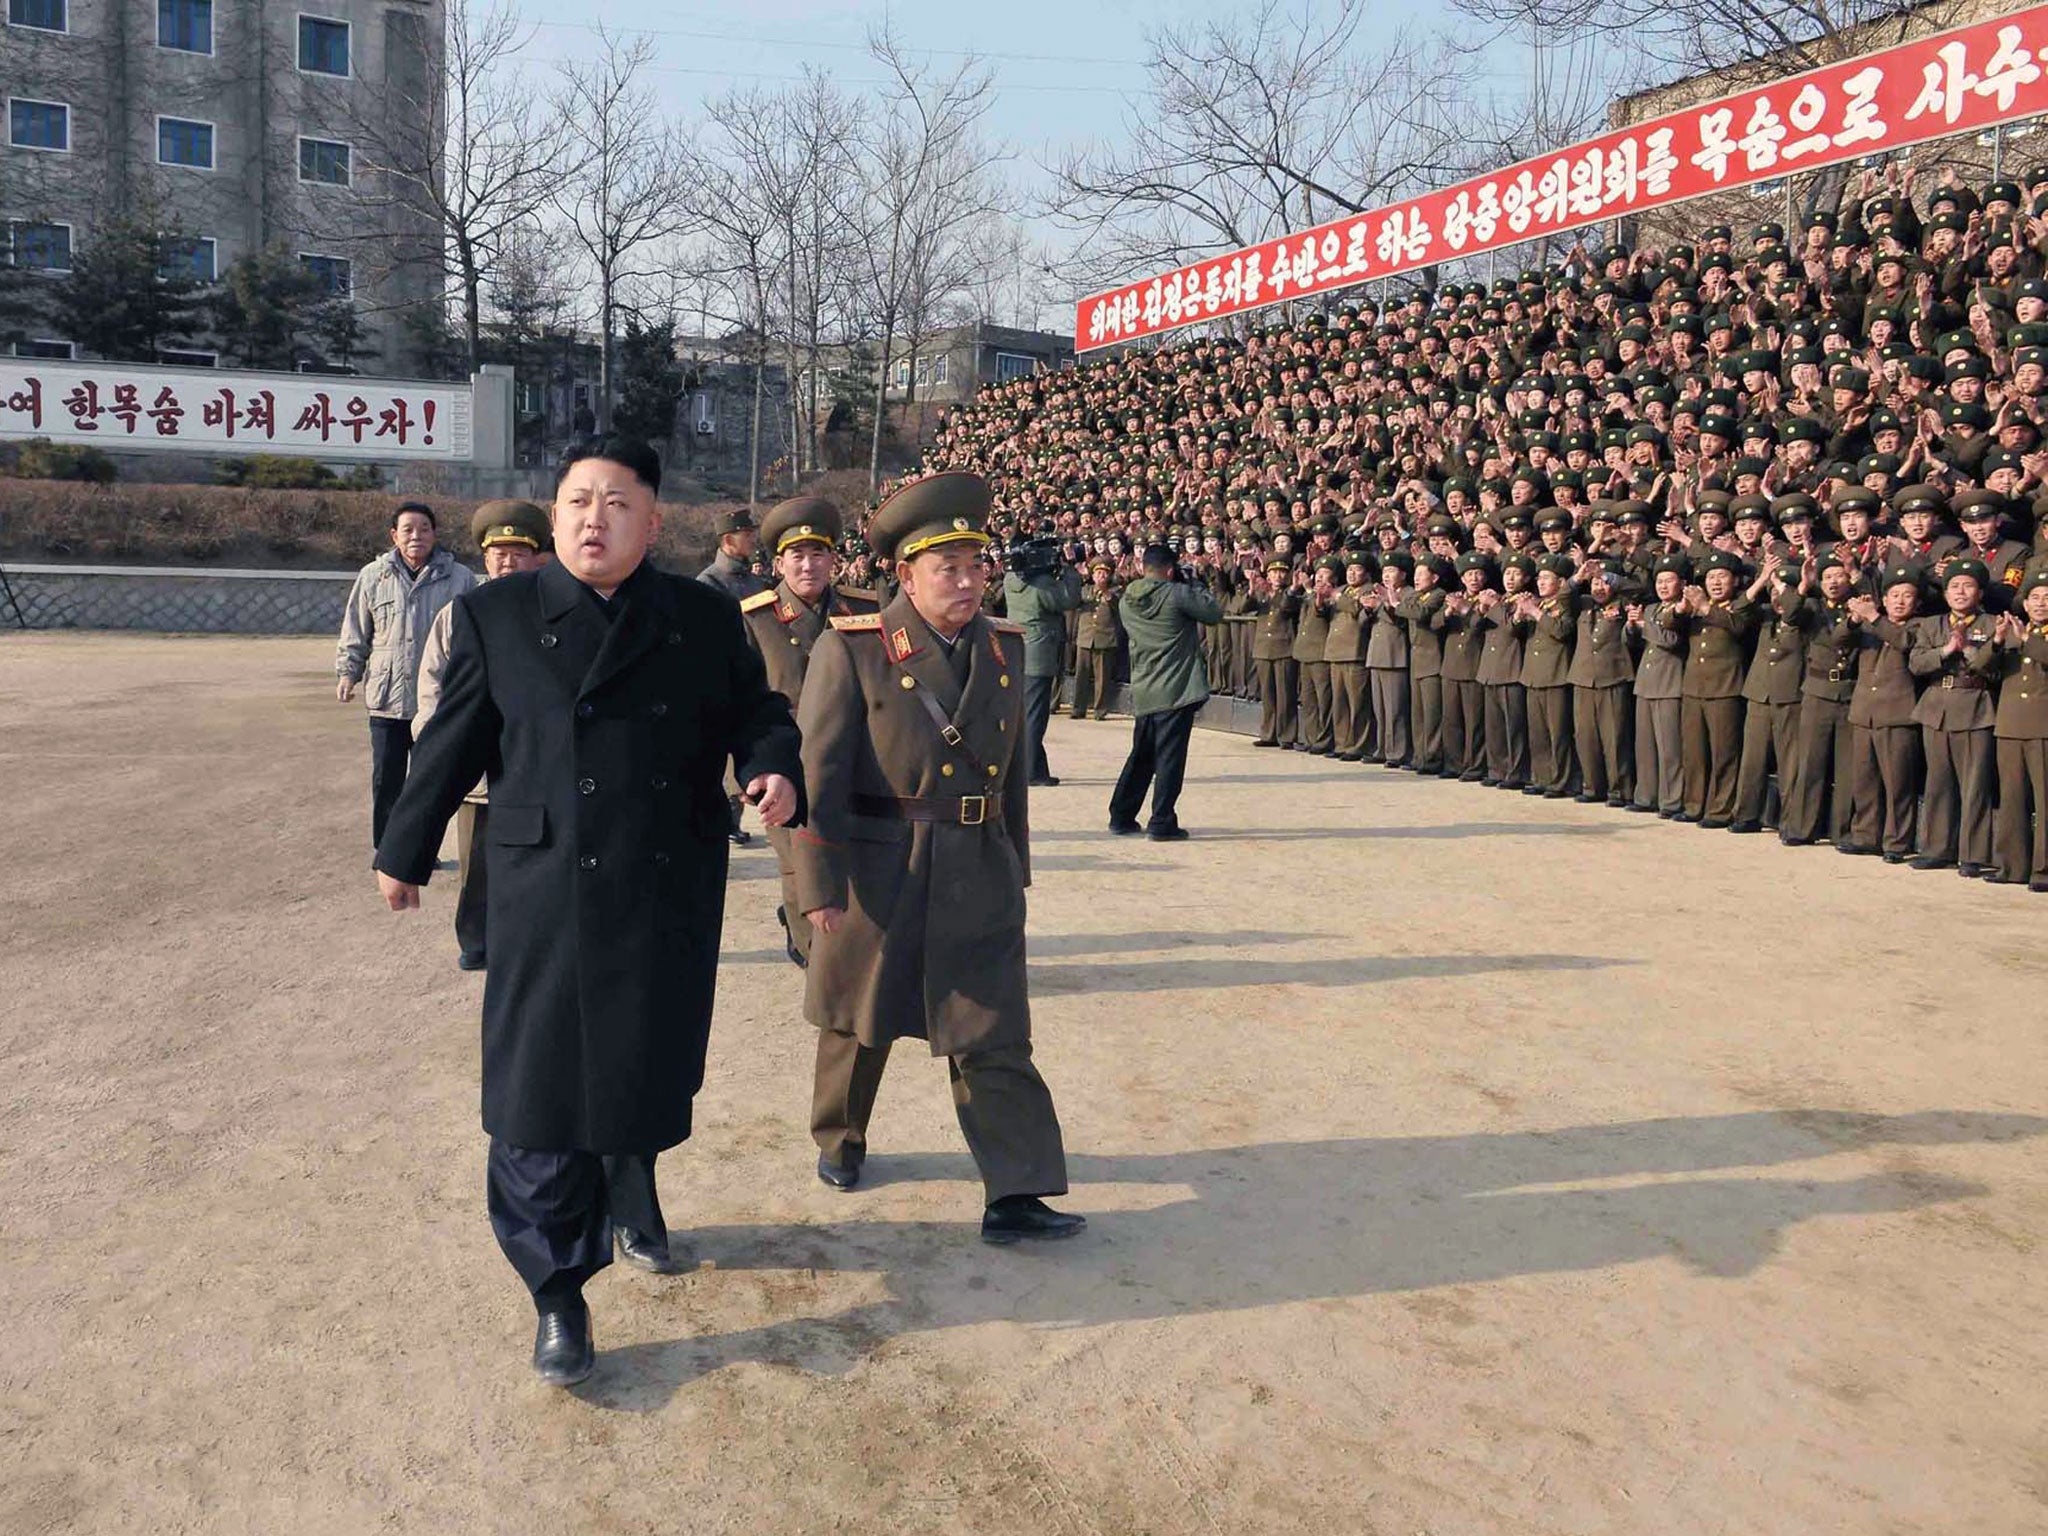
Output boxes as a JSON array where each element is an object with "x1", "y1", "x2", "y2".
[{"x1": 3, "y1": 633, "x2": 2048, "y2": 1535}]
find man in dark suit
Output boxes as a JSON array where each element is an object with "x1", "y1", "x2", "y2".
[{"x1": 373, "y1": 435, "x2": 803, "y2": 1387}]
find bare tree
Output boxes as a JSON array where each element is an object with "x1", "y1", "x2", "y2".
[
  {"x1": 691, "y1": 147, "x2": 780, "y2": 503},
  {"x1": 549, "y1": 29, "x2": 697, "y2": 431}
]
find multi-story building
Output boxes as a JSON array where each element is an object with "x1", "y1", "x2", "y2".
[{"x1": 2, "y1": 0, "x2": 444, "y2": 370}]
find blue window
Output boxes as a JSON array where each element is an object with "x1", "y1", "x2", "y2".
[
  {"x1": 157, "y1": 0, "x2": 211, "y2": 53},
  {"x1": 7, "y1": 0, "x2": 67, "y2": 31},
  {"x1": 8, "y1": 98, "x2": 69, "y2": 151},
  {"x1": 298, "y1": 138, "x2": 350, "y2": 185},
  {"x1": 159, "y1": 235, "x2": 216, "y2": 282},
  {"x1": 18, "y1": 339, "x2": 75, "y2": 359},
  {"x1": 300, "y1": 254, "x2": 351, "y2": 296},
  {"x1": 158, "y1": 117, "x2": 214, "y2": 168},
  {"x1": 10, "y1": 222, "x2": 72, "y2": 271},
  {"x1": 298, "y1": 16, "x2": 350, "y2": 76}
]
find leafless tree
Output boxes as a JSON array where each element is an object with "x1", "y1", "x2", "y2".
[{"x1": 691, "y1": 148, "x2": 780, "y2": 503}]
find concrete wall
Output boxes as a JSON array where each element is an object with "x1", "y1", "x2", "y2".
[{"x1": 0, "y1": 563, "x2": 354, "y2": 633}]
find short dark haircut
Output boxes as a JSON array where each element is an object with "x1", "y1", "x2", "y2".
[
  {"x1": 1141, "y1": 543, "x2": 1175, "y2": 573},
  {"x1": 390, "y1": 501, "x2": 435, "y2": 530},
  {"x1": 557, "y1": 434, "x2": 663, "y2": 495}
]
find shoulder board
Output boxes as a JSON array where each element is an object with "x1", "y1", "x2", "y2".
[
  {"x1": 987, "y1": 618, "x2": 1025, "y2": 635},
  {"x1": 739, "y1": 589, "x2": 778, "y2": 613},
  {"x1": 833, "y1": 585, "x2": 880, "y2": 607},
  {"x1": 829, "y1": 613, "x2": 884, "y2": 633}
]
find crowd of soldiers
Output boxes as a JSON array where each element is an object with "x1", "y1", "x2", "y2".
[{"x1": 870, "y1": 163, "x2": 2048, "y2": 891}]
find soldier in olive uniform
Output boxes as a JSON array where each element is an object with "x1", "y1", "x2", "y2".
[
  {"x1": 738, "y1": 495, "x2": 881, "y2": 966},
  {"x1": 1397, "y1": 554, "x2": 1451, "y2": 773},
  {"x1": 1981, "y1": 568, "x2": 2048, "y2": 889},
  {"x1": 1365, "y1": 550, "x2": 1414, "y2": 766},
  {"x1": 1844, "y1": 568, "x2": 1925, "y2": 862},
  {"x1": 1629, "y1": 554, "x2": 1689, "y2": 816},
  {"x1": 1249, "y1": 557, "x2": 1302, "y2": 747},
  {"x1": 792, "y1": 473, "x2": 1082, "y2": 1243},
  {"x1": 1070, "y1": 556, "x2": 1124, "y2": 720},
  {"x1": 1907, "y1": 557, "x2": 1998, "y2": 874},
  {"x1": 1441, "y1": 552, "x2": 1492, "y2": 781},
  {"x1": 1325, "y1": 555, "x2": 1372, "y2": 760},
  {"x1": 1732, "y1": 547, "x2": 1806, "y2": 833},
  {"x1": 1780, "y1": 554, "x2": 1860, "y2": 847},
  {"x1": 1476, "y1": 553, "x2": 1533, "y2": 788},
  {"x1": 1676, "y1": 550, "x2": 1756, "y2": 827},
  {"x1": 1293, "y1": 562, "x2": 1336, "y2": 754},
  {"x1": 1518, "y1": 554, "x2": 1577, "y2": 797},
  {"x1": 1568, "y1": 559, "x2": 1635, "y2": 806}
]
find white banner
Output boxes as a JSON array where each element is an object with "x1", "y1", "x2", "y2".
[{"x1": 0, "y1": 359, "x2": 474, "y2": 461}]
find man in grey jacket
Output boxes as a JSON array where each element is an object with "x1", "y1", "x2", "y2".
[
  {"x1": 336, "y1": 502, "x2": 477, "y2": 846},
  {"x1": 1003, "y1": 547, "x2": 1083, "y2": 785},
  {"x1": 1108, "y1": 545, "x2": 1223, "y2": 840}
]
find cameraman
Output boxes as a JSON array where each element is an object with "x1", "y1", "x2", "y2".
[
  {"x1": 1108, "y1": 543, "x2": 1223, "y2": 840},
  {"x1": 1002, "y1": 535, "x2": 1083, "y2": 786}
]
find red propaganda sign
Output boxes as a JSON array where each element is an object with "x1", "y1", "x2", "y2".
[{"x1": 1076, "y1": 4, "x2": 2048, "y2": 351}]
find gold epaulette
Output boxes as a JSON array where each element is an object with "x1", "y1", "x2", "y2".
[
  {"x1": 829, "y1": 613, "x2": 884, "y2": 632},
  {"x1": 833, "y1": 584, "x2": 881, "y2": 607},
  {"x1": 739, "y1": 589, "x2": 778, "y2": 613},
  {"x1": 987, "y1": 618, "x2": 1024, "y2": 635}
]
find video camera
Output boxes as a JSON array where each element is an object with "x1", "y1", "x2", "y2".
[{"x1": 1005, "y1": 535, "x2": 1066, "y2": 579}]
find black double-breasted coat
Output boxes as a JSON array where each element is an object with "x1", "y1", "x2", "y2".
[{"x1": 375, "y1": 557, "x2": 803, "y2": 1153}]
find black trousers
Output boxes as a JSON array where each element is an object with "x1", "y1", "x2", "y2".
[
  {"x1": 486, "y1": 1141, "x2": 666, "y2": 1312},
  {"x1": 453, "y1": 802, "x2": 488, "y2": 959},
  {"x1": 1023, "y1": 672, "x2": 1058, "y2": 779},
  {"x1": 368, "y1": 716, "x2": 413, "y2": 848},
  {"x1": 1109, "y1": 702, "x2": 1200, "y2": 832}
]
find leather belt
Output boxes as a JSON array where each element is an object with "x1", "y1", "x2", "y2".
[
  {"x1": 1939, "y1": 675, "x2": 1987, "y2": 690},
  {"x1": 853, "y1": 792, "x2": 1002, "y2": 826}
]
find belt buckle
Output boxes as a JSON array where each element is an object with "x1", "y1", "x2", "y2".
[
  {"x1": 1941, "y1": 675, "x2": 1954, "y2": 689},
  {"x1": 958, "y1": 795, "x2": 987, "y2": 826}
]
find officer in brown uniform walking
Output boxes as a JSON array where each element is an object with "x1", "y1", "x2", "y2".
[
  {"x1": 738, "y1": 495, "x2": 880, "y2": 966},
  {"x1": 792, "y1": 471, "x2": 1083, "y2": 1243}
]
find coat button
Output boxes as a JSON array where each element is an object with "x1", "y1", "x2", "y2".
[
  {"x1": 900, "y1": 675, "x2": 916, "y2": 690},
  {"x1": 579, "y1": 854, "x2": 599, "y2": 871},
  {"x1": 653, "y1": 852, "x2": 671, "y2": 867},
  {"x1": 576, "y1": 702, "x2": 594, "y2": 719},
  {"x1": 650, "y1": 702, "x2": 669, "y2": 717},
  {"x1": 540, "y1": 632, "x2": 559, "y2": 648},
  {"x1": 941, "y1": 763, "x2": 955, "y2": 777},
  {"x1": 999, "y1": 675, "x2": 1011, "y2": 688},
  {"x1": 651, "y1": 775, "x2": 670, "y2": 790},
  {"x1": 986, "y1": 764, "x2": 999, "y2": 777},
  {"x1": 578, "y1": 778, "x2": 597, "y2": 795},
  {"x1": 668, "y1": 632, "x2": 682, "y2": 645}
]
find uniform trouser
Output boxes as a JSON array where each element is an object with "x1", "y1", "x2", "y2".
[
  {"x1": 1995, "y1": 736, "x2": 2048, "y2": 882},
  {"x1": 1256, "y1": 658, "x2": 1299, "y2": 744},
  {"x1": 1370, "y1": 667, "x2": 1411, "y2": 765},
  {"x1": 1409, "y1": 674, "x2": 1445, "y2": 770},
  {"x1": 1070, "y1": 649, "x2": 1115, "y2": 719},
  {"x1": 1574, "y1": 685, "x2": 1633, "y2": 802},
  {"x1": 1331, "y1": 662, "x2": 1369, "y2": 756},
  {"x1": 811, "y1": 1032, "x2": 1068, "y2": 1203},
  {"x1": 1024, "y1": 673, "x2": 1058, "y2": 779},
  {"x1": 368, "y1": 716, "x2": 413, "y2": 848},
  {"x1": 1298, "y1": 661, "x2": 1333, "y2": 751},
  {"x1": 1783, "y1": 697, "x2": 1852, "y2": 843},
  {"x1": 1110, "y1": 702, "x2": 1200, "y2": 832},
  {"x1": 1919, "y1": 724, "x2": 1995, "y2": 866},
  {"x1": 486, "y1": 1141, "x2": 665, "y2": 1313},
  {"x1": 1444, "y1": 679, "x2": 1483, "y2": 775},
  {"x1": 1633, "y1": 696, "x2": 1682, "y2": 811},
  {"x1": 1849, "y1": 723, "x2": 1921, "y2": 856},
  {"x1": 1735, "y1": 699, "x2": 1802, "y2": 828},
  {"x1": 1483, "y1": 682, "x2": 1529, "y2": 785},
  {"x1": 453, "y1": 801, "x2": 488, "y2": 959},
  {"x1": 1526, "y1": 685, "x2": 1574, "y2": 794},
  {"x1": 1681, "y1": 695, "x2": 1744, "y2": 822},
  {"x1": 767, "y1": 825, "x2": 811, "y2": 965}
]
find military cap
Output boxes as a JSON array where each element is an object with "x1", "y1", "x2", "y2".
[
  {"x1": 1926, "y1": 208, "x2": 1968, "y2": 234},
  {"x1": 1953, "y1": 488, "x2": 2009, "y2": 522},
  {"x1": 1981, "y1": 448, "x2": 2026, "y2": 480},
  {"x1": 1946, "y1": 355, "x2": 1993, "y2": 382},
  {"x1": 1697, "y1": 549, "x2": 1745, "y2": 576},
  {"x1": 715, "y1": 507, "x2": 758, "y2": 536},
  {"x1": 867, "y1": 472, "x2": 992, "y2": 562},
  {"x1": 1315, "y1": 555, "x2": 1347, "y2": 579},
  {"x1": 1312, "y1": 515, "x2": 1340, "y2": 536},
  {"x1": 1891, "y1": 484, "x2": 1947, "y2": 518},
  {"x1": 1625, "y1": 423, "x2": 1666, "y2": 446},
  {"x1": 470, "y1": 498, "x2": 550, "y2": 552},
  {"x1": 1695, "y1": 489, "x2": 1733, "y2": 516},
  {"x1": 1454, "y1": 549, "x2": 1496, "y2": 576},
  {"x1": 1584, "y1": 502, "x2": 1617, "y2": 524},
  {"x1": 1087, "y1": 554, "x2": 1114, "y2": 574},
  {"x1": 1424, "y1": 515, "x2": 1462, "y2": 539},
  {"x1": 1945, "y1": 556, "x2": 1992, "y2": 588},
  {"x1": 1535, "y1": 509, "x2": 1573, "y2": 533},
  {"x1": 1771, "y1": 493, "x2": 1818, "y2": 523},
  {"x1": 1831, "y1": 366, "x2": 1871, "y2": 394},
  {"x1": 1831, "y1": 486, "x2": 1882, "y2": 515},
  {"x1": 2015, "y1": 345, "x2": 2048, "y2": 371},
  {"x1": 1614, "y1": 501, "x2": 1653, "y2": 526},
  {"x1": 1379, "y1": 549, "x2": 1416, "y2": 575},
  {"x1": 1881, "y1": 564, "x2": 1923, "y2": 593},
  {"x1": 1534, "y1": 552, "x2": 1576, "y2": 578},
  {"x1": 760, "y1": 493, "x2": 845, "y2": 554},
  {"x1": 1501, "y1": 510, "x2": 1533, "y2": 531},
  {"x1": 1501, "y1": 552, "x2": 1537, "y2": 579},
  {"x1": 1418, "y1": 553, "x2": 1456, "y2": 582},
  {"x1": 1779, "y1": 415, "x2": 1827, "y2": 444},
  {"x1": 1263, "y1": 552, "x2": 1293, "y2": 573},
  {"x1": 1942, "y1": 400, "x2": 1993, "y2": 430},
  {"x1": 1653, "y1": 552, "x2": 1691, "y2": 578},
  {"x1": 1750, "y1": 221, "x2": 1785, "y2": 244},
  {"x1": 2022, "y1": 564, "x2": 2048, "y2": 598},
  {"x1": 1857, "y1": 453, "x2": 1902, "y2": 480},
  {"x1": 1701, "y1": 224, "x2": 1732, "y2": 242},
  {"x1": 1729, "y1": 493, "x2": 1772, "y2": 523}
]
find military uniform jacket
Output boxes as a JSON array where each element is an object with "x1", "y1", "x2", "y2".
[
  {"x1": 1292, "y1": 595, "x2": 1332, "y2": 663},
  {"x1": 1440, "y1": 601, "x2": 1485, "y2": 682},
  {"x1": 1324, "y1": 588, "x2": 1370, "y2": 663},
  {"x1": 741, "y1": 582, "x2": 880, "y2": 711},
  {"x1": 1679, "y1": 599, "x2": 1757, "y2": 699},
  {"x1": 1365, "y1": 594, "x2": 1410, "y2": 668},
  {"x1": 1075, "y1": 586, "x2": 1125, "y2": 650},
  {"x1": 791, "y1": 596, "x2": 1034, "y2": 1057},
  {"x1": 1974, "y1": 540, "x2": 2035, "y2": 609},
  {"x1": 1567, "y1": 602, "x2": 1634, "y2": 687},
  {"x1": 1252, "y1": 590, "x2": 1301, "y2": 660},
  {"x1": 1908, "y1": 612, "x2": 1998, "y2": 730},
  {"x1": 1519, "y1": 595, "x2": 1576, "y2": 688},
  {"x1": 1395, "y1": 589, "x2": 1449, "y2": 678},
  {"x1": 1474, "y1": 599, "x2": 1526, "y2": 685},
  {"x1": 1791, "y1": 595, "x2": 1859, "y2": 703},
  {"x1": 1975, "y1": 625, "x2": 2048, "y2": 737},
  {"x1": 1633, "y1": 604, "x2": 1686, "y2": 700},
  {"x1": 1848, "y1": 618, "x2": 1919, "y2": 728},
  {"x1": 375, "y1": 558, "x2": 804, "y2": 1153},
  {"x1": 1741, "y1": 587, "x2": 1807, "y2": 704}
]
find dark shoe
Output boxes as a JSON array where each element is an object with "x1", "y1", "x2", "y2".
[
  {"x1": 980, "y1": 1197, "x2": 1087, "y2": 1245},
  {"x1": 458, "y1": 949, "x2": 487, "y2": 972},
  {"x1": 1700, "y1": 819, "x2": 1730, "y2": 830},
  {"x1": 1334, "y1": 752, "x2": 1362, "y2": 762},
  {"x1": 1883, "y1": 851, "x2": 1908, "y2": 865},
  {"x1": 1573, "y1": 792, "x2": 1601, "y2": 804},
  {"x1": 1909, "y1": 854, "x2": 1955, "y2": 871},
  {"x1": 816, "y1": 1154, "x2": 860, "y2": 1190},
  {"x1": 729, "y1": 827, "x2": 752, "y2": 847},
  {"x1": 776, "y1": 906, "x2": 807, "y2": 969},
  {"x1": 1462, "y1": 771, "x2": 1488, "y2": 783},
  {"x1": 1479, "y1": 776, "x2": 1500, "y2": 787},
  {"x1": 1837, "y1": 843, "x2": 1878, "y2": 857},
  {"x1": 1107, "y1": 819, "x2": 1143, "y2": 836},
  {"x1": 1779, "y1": 834, "x2": 1813, "y2": 847},
  {"x1": 616, "y1": 1226, "x2": 683, "y2": 1275},
  {"x1": 1605, "y1": 796, "x2": 1629, "y2": 809},
  {"x1": 1251, "y1": 738, "x2": 1280, "y2": 748},
  {"x1": 1543, "y1": 789, "x2": 1570, "y2": 800},
  {"x1": 2031, "y1": 879, "x2": 2048, "y2": 894},
  {"x1": 1147, "y1": 825, "x2": 1190, "y2": 841},
  {"x1": 532, "y1": 1307, "x2": 594, "y2": 1387},
  {"x1": 1671, "y1": 811, "x2": 1701, "y2": 824},
  {"x1": 1960, "y1": 863, "x2": 1990, "y2": 879},
  {"x1": 1029, "y1": 775, "x2": 1062, "y2": 787},
  {"x1": 1728, "y1": 821, "x2": 1762, "y2": 834}
]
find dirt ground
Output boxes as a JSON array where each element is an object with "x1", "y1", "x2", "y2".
[{"x1": 4, "y1": 633, "x2": 2048, "y2": 1536}]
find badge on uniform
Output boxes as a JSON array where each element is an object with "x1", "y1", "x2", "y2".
[{"x1": 890, "y1": 627, "x2": 916, "y2": 662}]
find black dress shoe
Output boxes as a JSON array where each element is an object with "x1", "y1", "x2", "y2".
[
  {"x1": 1671, "y1": 811, "x2": 1701, "y2": 824},
  {"x1": 1107, "y1": 818, "x2": 1142, "y2": 835},
  {"x1": 980, "y1": 1197, "x2": 1086, "y2": 1244},
  {"x1": 1542, "y1": 789, "x2": 1569, "y2": 800},
  {"x1": 532, "y1": 1307, "x2": 594, "y2": 1387},
  {"x1": 1462, "y1": 771, "x2": 1488, "y2": 783},
  {"x1": 616, "y1": 1226, "x2": 683, "y2": 1274},
  {"x1": 775, "y1": 906, "x2": 807, "y2": 969},
  {"x1": 1960, "y1": 862, "x2": 1990, "y2": 879},
  {"x1": 1251, "y1": 738, "x2": 1279, "y2": 748},
  {"x1": 816, "y1": 1154, "x2": 860, "y2": 1190},
  {"x1": 1147, "y1": 825, "x2": 1190, "y2": 841},
  {"x1": 1029, "y1": 775, "x2": 1061, "y2": 787},
  {"x1": 2031, "y1": 879, "x2": 2048, "y2": 894},
  {"x1": 1909, "y1": 854, "x2": 1955, "y2": 871},
  {"x1": 458, "y1": 949, "x2": 487, "y2": 972},
  {"x1": 1883, "y1": 851, "x2": 1908, "y2": 865},
  {"x1": 1779, "y1": 834, "x2": 1813, "y2": 847},
  {"x1": 1334, "y1": 752, "x2": 1361, "y2": 762},
  {"x1": 1479, "y1": 776, "x2": 1500, "y2": 787},
  {"x1": 1837, "y1": 842, "x2": 1878, "y2": 856},
  {"x1": 1728, "y1": 821, "x2": 1762, "y2": 834},
  {"x1": 1574, "y1": 792, "x2": 1600, "y2": 804},
  {"x1": 729, "y1": 827, "x2": 752, "y2": 847},
  {"x1": 1605, "y1": 796, "x2": 1629, "y2": 809},
  {"x1": 1700, "y1": 819, "x2": 1730, "y2": 830}
]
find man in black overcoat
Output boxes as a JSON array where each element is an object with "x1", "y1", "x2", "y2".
[{"x1": 374, "y1": 435, "x2": 803, "y2": 1386}]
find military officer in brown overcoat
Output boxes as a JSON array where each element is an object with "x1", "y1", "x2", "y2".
[
  {"x1": 1568, "y1": 559, "x2": 1635, "y2": 805},
  {"x1": 1979, "y1": 568, "x2": 2048, "y2": 889},
  {"x1": 792, "y1": 472, "x2": 1083, "y2": 1243},
  {"x1": 1844, "y1": 567, "x2": 1925, "y2": 862},
  {"x1": 1249, "y1": 557, "x2": 1302, "y2": 747},
  {"x1": 739, "y1": 495, "x2": 880, "y2": 965},
  {"x1": 1732, "y1": 548, "x2": 1806, "y2": 834},
  {"x1": 1779, "y1": 554, "x2": 1860, "y2": 847},
  {"x1": 1676, "y1": 550, "x2": 1757, "y2": 827},
  {"x1": 1907, "y1": 557, "x2": 1998, "y2": 875}
]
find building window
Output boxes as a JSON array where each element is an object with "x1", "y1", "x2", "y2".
[
  {"x1": 158, "y1": 0, "x2": 212, "y2": 53},
  {"x1": 6, "y1": 0, "x2": 66, "y2": 32},
  {"x1": 7, "y1": 98, "x2": 69, "y2": 152},
  {"x1": 18, "y1": 338, "x2": 74, "y2": 359},
  {"x1": 9, "y1": 221, "x2": 72, "y2": 271},
  {"x1": 157, "y1": 116, "x2": 215, "y2": 169},
  {"x1": 297, "y1": 15, "x2": 350, "y2": 76},
  {"x1": 298, "y1": 137, "x2": 350, "y2": 186},
  {"x1": 931, "y1": 355, "x2": 947, "y2": 385},
  {"x1": 159, "y1": 235, "x2": 216, "y2": 282},
  {"x1": 299, "y1": 253, "x2": 350, "y2": 296},
  {"x1": 158, "y1": 348, "x2": 217, "y2": 367},
  {"x1": 892, "y1": 359, "x2": 910, "y2": 388},
  {"x1": 515, "y1": 380, "x2": 543, "y2": 416},
  {"x1": 995, "y1": 351, "x2": 1037, "y2": 382}
]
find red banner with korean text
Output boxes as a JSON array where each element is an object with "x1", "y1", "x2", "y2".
[
  {"x1": 1075, "y1": 4, "x2": 2048, "y2": 352},
  {"x1": 0, "y1": 358, "x2": 475, "y2": 460}
]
